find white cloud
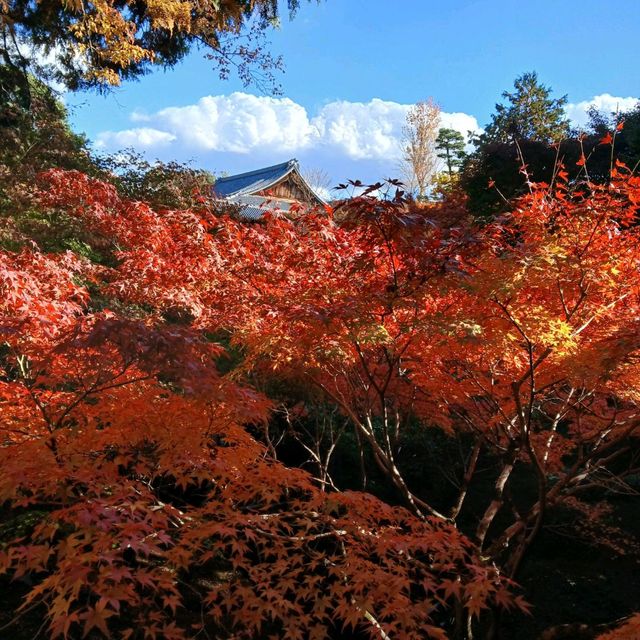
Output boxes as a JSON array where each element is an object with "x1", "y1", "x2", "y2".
[
  {"x1": 565, "y1": 93, "x2": 639, "y2": 128},
  {"x1": 97, "y1": 93, "x2": 480, "y2": 165},
  {"x1": 130, "y1": 93, "x2": 315, "y2": 153},
  {"x1": 96, "y1": 127, "x2": 176, "y2": 149},
  {"x1": 440, "y1": 111, "x2": 481, "y2": 137},
  {"x1": 311, "y1": 98, "x2": 407, "y2": 160},
  {"x1": 93, "y1": 90, "x2": 640, "y2": 183},
  {"x1": 106, "y1": 94, "x2": 639, "y2": 158}
]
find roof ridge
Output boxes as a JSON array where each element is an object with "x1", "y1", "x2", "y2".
[{"x1": 215, "y1": 159, "x2": 298, "y2": 184}]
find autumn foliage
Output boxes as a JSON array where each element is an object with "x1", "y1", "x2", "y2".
[
  {"x1": 1, "y1": 149, "x2": 640, "y2": 638},
  {"x1": 0, "y1": 174, "x2": 514, "y2": 638}
]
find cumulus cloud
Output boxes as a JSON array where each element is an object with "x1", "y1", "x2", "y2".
[
  {"x1": 130, "y1": 93, "x2": 315, "y2": 153},
  {"x1": 311, "y1": 98, "x2": 408, "y2": 160},
  {"x1": 96, "y1": 127, "x2": 176, "y2": 149},
  {"x1": 97, "y1": 92, "x2": 481, "y2": 164},
  {"x1": 93, "y1": 90, "x2": 639, "y2": 183},
  {"x1": 440, "y1": 111, "x2": 481, "y2": 137},
  {"x1": 565, "y1": 93, "x2": 639, "y2": 128}
]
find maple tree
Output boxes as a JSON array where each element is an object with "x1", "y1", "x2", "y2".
[
  {"x1": 0, "y1": 170, "x2": 514, "y2": 639},
  {"x1": 75, "y1": 141, "x2": 640, "y2": 596},
  {"x1": 1, "y1": 132, "x2": 639, "y2": 638},
  {"x1": 188, "y1": 162, "x2": 640, "y2": 554},
  {"x1": 214, "y1": 162, "x2": 640, "y2": 631},
  {"x1": 597, "y1": 614, "x2": 640, "y2": 640}
]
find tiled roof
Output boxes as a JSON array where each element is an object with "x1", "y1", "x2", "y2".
[
  {"x1": 213, "y1": 159, "x2": 300, "y2": 198},
  {"x1": 225, "y1": 195, "x2": 298, "y2": 221}
]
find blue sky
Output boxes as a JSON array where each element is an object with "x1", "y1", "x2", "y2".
[{"x1": 66, "y1": 0, "x2": 640, "y2": 188}]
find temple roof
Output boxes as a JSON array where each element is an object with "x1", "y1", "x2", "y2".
[
  {"x1": 213, "y1": 159, "x2": 300, "y2": 198},
  {"x1": 212, "y1": 159, "x2": 326, "y2": 221},
  {"x1": 223, "y1": 194, "x2": 298, "y2": 221}
]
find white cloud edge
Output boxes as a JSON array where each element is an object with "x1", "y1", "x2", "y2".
[
  {"x1": 95, "y1": 92, "x2": 639, "y2": 166},
  {"x1": 96, "y1": 92, "x2": 482, "y2": 161},
  {"x1": 565, "y1": 93, "x2": 639, "y2": 128}
]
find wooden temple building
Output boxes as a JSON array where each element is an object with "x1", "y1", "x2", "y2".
[{"x1": 212, "y1": 159, "x2": 326, "y2": 220}]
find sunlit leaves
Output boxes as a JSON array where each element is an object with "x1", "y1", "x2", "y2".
[
  {"x1": 0, "y1": 170, "x2": 514, "y2": 638},
  {"x1": 4, "y1": 160, "x2": 639, "y2": 637},
  {"x1": 9, "y1": 0, "x2": 304, "y2": 91}
]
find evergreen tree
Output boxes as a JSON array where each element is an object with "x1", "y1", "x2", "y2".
[
  {"x1": 435, "y1": 128, "x2": 466, "y2": 176},
  {"x1": 618, "y1": 104, "x2": 640, "y2": 169},
  {"x1": 0, "y1": 75, "x2": 93, "y2": 179},
  {"x1": 459, "y1": 73, "x2": 572, "y2": 218},
  {"x1": 0, "y1": 0, "x2": 305, "y2": 92},
  {"x1": 480, "y1": 71, "x2": 569, "y2": 144}
]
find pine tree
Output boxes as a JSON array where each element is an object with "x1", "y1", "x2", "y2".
[
  {"x1": 480, "y1": 71, "x2": 569, "y2": 144},
  {"x1": 435, "y1": 128, "x2": 466, "y2": 176}
]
